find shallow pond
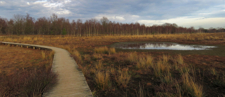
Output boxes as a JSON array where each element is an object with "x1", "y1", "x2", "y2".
[{"x1": 111, "y1": 42, "x2": 216, "y2": 50}]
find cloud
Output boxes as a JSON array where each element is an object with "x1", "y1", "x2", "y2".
[
  {"x1": 95, "y1": 15, "x2": 125, "y2": 21},
  {"x1": 138, "y1": 17, "x2": 225, "y2": 28},
  {"x1": 0, "y1": 1, "x2": 5, "y2": 4},
  {"x1": 0, "y1": 0, "x2": 224, "y2": 29}
]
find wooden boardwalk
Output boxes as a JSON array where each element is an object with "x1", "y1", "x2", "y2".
[{"x1": 0, "y1": 42, "x2": 93, "y2": 97}]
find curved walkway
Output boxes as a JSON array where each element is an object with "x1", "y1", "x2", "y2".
[{"x1": 0, "y1": 41, "x2": 93, "y2": 97}]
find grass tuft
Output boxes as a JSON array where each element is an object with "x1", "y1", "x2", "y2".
[
  {"x1": 95, "y1": 71, "x2": 111, "y2": 90},
  {"x1": 41, "y1": 51, "x2": 46, "y2": 59},
  {"x1": 177, "y1": 54, "x2": 183, "y2": 65},
  {"x1": 136, "y1": 55, "x2": 153, "y2": 71},
  {"x1": 95, "y1": 61, "x2": 103, "y2": 70},
  {"x1": 153, "y1": 60, "x2": 169, "y2": 77},
  {"x1": 160, "y1": 72, "x2": 173, "y2": 84},
  {"x1": 182, "y1": 73, "x2": 203, "y2": 97},
  {"x1": 72, "y1": 49, "x2": 82, "y2": 64},
  {"x1": 127, "y1": 52, "x2": 138, "y2": 62},
  {"x1": 115, "y1": 68, "x2": 131, "y2": 88},
  {"x1": 94, "y1": 46, "x2": 116, "y2": 54}
]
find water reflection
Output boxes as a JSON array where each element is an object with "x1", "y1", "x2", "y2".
[{"x1": 114, "y1": 42, "x2": 216, "y2": 50}]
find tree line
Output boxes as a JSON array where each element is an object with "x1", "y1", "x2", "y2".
[{"x1": 0, "y1": 14, "x2": 224, "y2": 36}]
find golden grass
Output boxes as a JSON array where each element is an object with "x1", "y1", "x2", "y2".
[
  {"x1": 92, "y1": 53, "x2": 103, "y2": 60},
  {"x1": 83, "y1": 54, "x2": 91, "y2": 61},
  {"x1": 115, "y1": 68, "x2": 131, "y2": 88},
  {"x1": 136, "y1": 55, "x2": 153, "y2": 71},
  {"x1": 109, "y1": 48, "x2": 116, "y2": 54},
  {"x1": 179, "y1": 66, "x2": 190, "y2": 75},
  {"x1": 182, "y1": 73, "x2": 203, "y2": 97},
  {"x1": 95, "y1": 71, "x2": 111, "y2": 90},
  {"x1": 127, "y1": 51, "x2": 138, "y2": 62},
  {"x1": 162, "y1": 54, "x2": 169, "y2": 64},
  {"x1": 210, "y1": 68, "x2": 217, "y2": 75},
  {"x1": 71, "y1": 49, "x2": 82, "y2": 63},
  {"x1": 160, "y1": 72, "x2": 173, "y2": 84},
  {"x1": 0, "y1": 45, "x2": 56, "y2": 96},
  {"x1": 177, "y1": 54, "x2": 184, "y2": 65},
  {"x1": 175, "y1": 80, "x2": 182, "y2": 97},
  {"x1": 153, "y1": 60, "x2": 169, "y2": 77},
  {"x1": 1, "y1": 33, "x2": 225, "y2": 96},
  {"x1": 41, "y1": 51, "x2": 46, "y2": 60},
  {"x1": 95, "y1": 61, "x2": 103, "y2": 70},
  {"x1": 94, "y1": 46, "x2": 116, "y2": 54},
  {"x1": 94, "y1": 46, "x2": 108, "y2": 54},
  {"x1": 110, "y1": 66, "x2": 116, "y2": 75}
]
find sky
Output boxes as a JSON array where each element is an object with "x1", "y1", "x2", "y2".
[{"x1": 0, "y1": 0, "x2": 225, "y2": 29}]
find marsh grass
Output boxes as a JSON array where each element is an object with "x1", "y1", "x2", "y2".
[
  {"x1": 182, "y1": 73, "x2": 203, "y2": 97},
  {"x1": 109, "y1": 48, "x2": 116, "y2": 54},
  {"x1": 95, "y1": 61, "x2": 103, "y2": 70},
  {"x1": 1, "y1": 33, "x2": 225, "y2": 97},
  {"x1": 177, "y1": 54, "x2": 184, "y2": 65},
  {"x1": 71, "y1": 49, "x2": 82, "y2": 64},
  {"x1": 175, "y1": 80, "x2": 182, "y2": 97},
  {"x1": 135, "y1": 83, "x2": 147, "y2": 97},
  {"x1": 160, "y1": 72, "x2": 173, "y2": 84},
  {"x1": 94, "y1": 46, "x2": 108, "y2": 54},
  {"x1": 115, "y1": 68, "x2": 131, "y2": 88},
  {"x1": 153, "y1": 60, "x2": 169, "y2": 77},
  {"x1": 210, "y1": 68, "x2": 217, "y2": 75},
  {"x1": 127, "y1": 52, "x2": 138, "y2": 62},
  {"x1": 0, "y1": 46, "x2": 56, "y2": 97},
  {"x1": 110, "y1": 66, "x2": 116, "y2": 75},
  {"x1": 136, "y1": 55, "x2": 153, "y2": 72},
  {"x1": 41, "y1": 51, "x2": 46, "y2": 59},
  {"x1": 94, "y1": 46, "x2": 116, "y2": 54},
  {"x1": 92, "y1": 53, "x2": 102, "y2": 60},
  {"x1": 162, "y1": 54, "x2": 169, "y2": 64},
  {"x1": 95, "y1": 71, "x2": 112, "y2": 90}
]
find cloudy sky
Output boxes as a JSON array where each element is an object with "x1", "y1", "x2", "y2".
[{"x1": 0, "y1": 0, "x2": 225, "y2": 28}]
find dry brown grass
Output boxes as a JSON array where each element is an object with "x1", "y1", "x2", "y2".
[
  {"x1": 95, "y1": 71, "x2": 111, "y2": 90},
  {"x1": 0, "y1": 45, "x2": 56, "y2": 96},
  {"x1": 94, "y1": 46, "x2": 116, "y2": 54},
  {"x1": 71, "y1": 49, "x2": 82, "y2": 64},
  {"x1": 1, "y1": 33, "x2": 225, "y2": 97},
  {"x1": 94, "y1": 46, "x2": 108, "y2": 54},
  {"x1": 153, "y1": 60, "x2": 169, "y2": 77},
  {"x1": 162, "y1": 54, "x2": 169, "y2": 64},
  {"x1": 177, "y1": 54, "x2": 184, "y2": 65},
  {"x1": 95, "y1": 61, "x2": 103, "y2": 70},
  {"x1": 127, "y1": 51, "x2": 138, "y2": 62},
  {"x1": 92, "y1": 53, "x2": 103, "y2": 60},
  {"x1": 210, "y1": 68, "x2": 217, "y2": 75},
  {"x1": 182, "y1": 73, "x2": 203, "y2": 97},
  {"x1": 115, "y1": 68, "x2": 131, "y2": 88},
  {"x1": 136, "y1": 55, "x2": 153, "y2": 71},
  {"x1": 160, "y1": 72, "x2": 173, "y2": 84},
  {"x1": 41, "y1": 51, "x2": 46, "y2": 59}
]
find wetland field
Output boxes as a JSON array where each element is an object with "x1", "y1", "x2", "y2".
[{"x1": 0, "y1": 32, "x2": 225, "y2": 97}]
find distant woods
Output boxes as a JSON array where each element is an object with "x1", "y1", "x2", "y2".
[{"x1": 0, "y1": 14, "x2": 224, "y2": 36}]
